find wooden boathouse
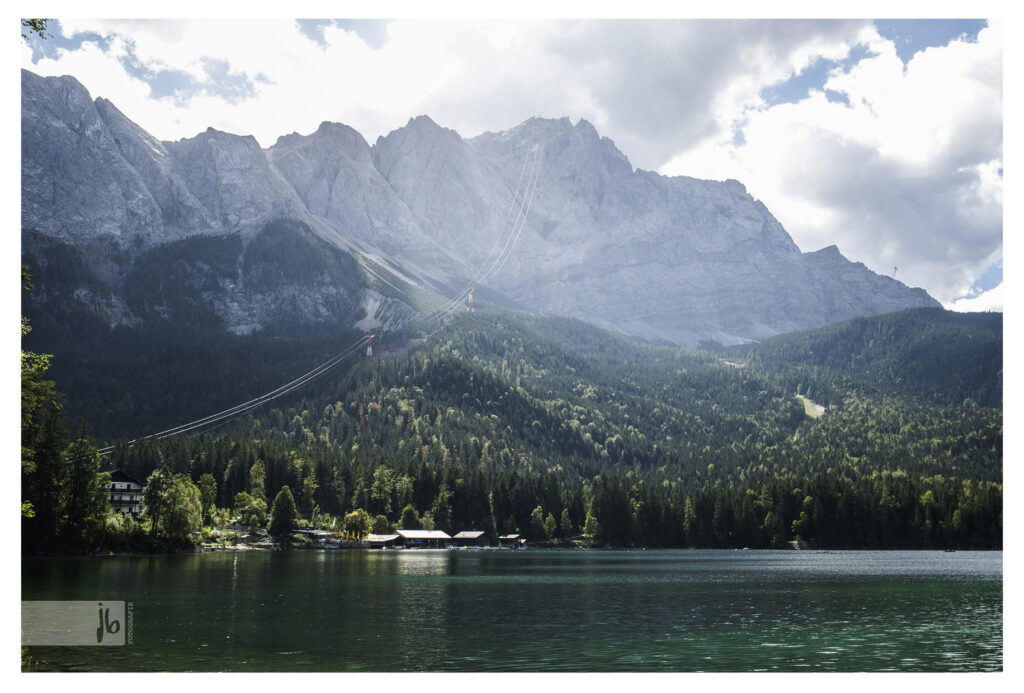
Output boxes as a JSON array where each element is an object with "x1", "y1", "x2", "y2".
[
  {"x1": 396, "y1": 529, "x2": 452, "y2": 548},
  {"x1": 452, "y1": 530, "x2": 489, "y2": 547}
]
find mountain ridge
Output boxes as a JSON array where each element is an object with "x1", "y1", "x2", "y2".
[{"x1": 21, "y1": 69, "x2": 939, "y2": 346}]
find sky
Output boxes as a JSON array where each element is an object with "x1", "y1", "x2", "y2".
[{"x1": 17, "y1": 5, "x2": 1006, "y2": 312}]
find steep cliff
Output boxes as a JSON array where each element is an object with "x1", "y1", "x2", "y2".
[{"x1": 21, "y1": 69, "x2": 939, "y2": 345}]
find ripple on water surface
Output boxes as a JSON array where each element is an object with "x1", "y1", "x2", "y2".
[{"x1": 22, "y1": 549, "x2": 1001, "y2": 672}]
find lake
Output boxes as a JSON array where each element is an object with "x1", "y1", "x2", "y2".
[{"x1": 21, "y1": 549, "x2": 1002, "y2": 672}]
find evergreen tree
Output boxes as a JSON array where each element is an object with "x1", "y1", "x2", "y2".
[
  {"x1": 431, "y1": 483, "x2": 453, "y2": 533},
  {"x1": 560, "y1": 508, "x2": 574, "y2": 538},
  {"x1": 143, "y1": 468, "x2": 173, "y2": 537},
  {"x1": 371, "y1": 514, "x2": 392, "y2": 534},
  {"x1": 249, "y1": 460, "x2": 267, "y2": 502},
  {"x1": 197, "y1": 473, "x2": 217, "y2": 525},
  {"x1": 269, "y1": 486, "x2": 299, "y2": 537},
  {"x1": 60, "y1": 431, "x2": 110, "y2": 551},
  {"x1": 399, "y1": 504, "x2": 421, "y2": 529}
]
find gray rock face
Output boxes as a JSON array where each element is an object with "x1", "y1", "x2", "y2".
[
  {"x1": 163, "y1": 127, "x2": 310, "y2": 231},
  {"x1": 93, "y1": 98, "x2": 218, "y2": 236},
  {"x1": 376, "y1": 115, "x2": 938, "y2": 345},
  {"x1": 21, "y1": 69, "x2": 940, "y2": 345},
  {"x1": 268, "y1": 120, "x2": 465, "y2": 276},
  {"x1": 21, "y1": 70, "x2": 164, "y2": 244}
]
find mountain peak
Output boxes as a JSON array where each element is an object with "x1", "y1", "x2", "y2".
[
  {"x1": 574, "y1": 117, "x2": 598, "y2": 133},
  {"x1": 813, "y1": 244, "x2": 844, "y2": 259},
  {"x1": 406, "y1": 114, "x2": 444, "y2": 131},
  {"x1": 21, "y1": 68, "x2": 941, "y2": 345}
]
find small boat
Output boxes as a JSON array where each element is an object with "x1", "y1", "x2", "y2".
[{"x1": 944, "y1": 549, "x2": 957, "y2": 553}]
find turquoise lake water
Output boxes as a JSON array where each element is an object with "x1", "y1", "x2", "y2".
[{"x1": 21, "y1": 549, "x2": 1002, "y2": 672}]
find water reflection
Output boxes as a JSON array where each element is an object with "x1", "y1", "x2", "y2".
[
  {"x1": 21, "y1": 550, "x2": 1002, "y2": 672},
  {"x1": 394, "y1": 550, "x2": 451, "y2": 576},
  {"x1": 391, "y1": 552, "x2": 452, "y2": 670}
]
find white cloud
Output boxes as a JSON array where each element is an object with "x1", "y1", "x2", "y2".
[
  {"x1": 28, "y1": 19, "x2": 470, "y2": 146},
  {"x1": 661, "y1": 22, "x2": 1002, "y2": 306},
  {"x1": 21, "y1": 18, "x2": 1001, "y2": 308},
  {"x1": 948, "y1": 283, "x2": 1002, "y2": 313}
]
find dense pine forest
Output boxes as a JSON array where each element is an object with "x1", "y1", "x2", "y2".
[{"x1": 23, "y1": 284, "x2": 1002, "y2": 551}]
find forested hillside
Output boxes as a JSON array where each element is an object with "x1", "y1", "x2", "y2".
[
  {"x1": 739, "y1": 308, "x2": 1002, "y2": 407},
  {"x1": 90, "y1": 308, "x2": 1001, "y2": 550}
]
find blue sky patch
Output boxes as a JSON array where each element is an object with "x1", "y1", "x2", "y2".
[
  {"x1": 968, "y1": 259, "x2": 1002, "y2": 296},
  {"x1": 200, "y1": 58, "x2": 262, "y2": 103},
  {"x1": 760, "y1": 43, "x2": 876, "y2": 108},
  {"x1": 824, "y1": 89, "x2": 850, "y2": 106},
  {"x1": 295, "y1": 19, "x2": 332, "y2": 45},
  {"x1": 116, "y1": 41, "x2": 195, "y2": 103},
  {"x1": 875, "y1": 19, "x2": 987, "y2": 64},
  {"x1": 759, "y1": 20, "x2": 986, "y2": 110},
  {"x1": 25, "y1": 20, "x2": 265, "y2": 106},
  {"x1": 295, "y1": 18, "x2": 389, "y2": 49},
  {"x1": 23, "y1": 19, "x2": 110, "y2": 63}
]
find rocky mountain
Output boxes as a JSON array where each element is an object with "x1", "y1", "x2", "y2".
[{"x1": 21, "y1": 69, "x2": 939, "y2": 346}]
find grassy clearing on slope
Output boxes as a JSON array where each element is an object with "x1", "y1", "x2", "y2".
[{"x1": 796, "y1": 394, "x2": 826, "y2": 418}]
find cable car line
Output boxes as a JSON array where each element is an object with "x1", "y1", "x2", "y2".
[
  {"x1": 99, "y1": 144, "x2": 544, "y2": 456},
  {"x1": 402, "y1": 143, "x2": 544, "y2": 332}
]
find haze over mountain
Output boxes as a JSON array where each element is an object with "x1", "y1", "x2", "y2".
[{"x1": 21, "y1": 69, "x2": 938, "y2": 346}]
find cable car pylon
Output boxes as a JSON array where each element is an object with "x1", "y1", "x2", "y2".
[
  {"x1": 465, "y1": 287, "x2": 475, "y2": 312},
  {"x1": 365, "y1": 333, "x2": 375, "y2": 361}
]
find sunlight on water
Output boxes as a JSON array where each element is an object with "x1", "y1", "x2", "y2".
[{"x1": 22, "y1": 550, "x2": 1001, "y2": 672}]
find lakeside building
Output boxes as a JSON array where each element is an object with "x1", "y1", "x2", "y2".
[
  {"x1": 396, "y1": 529, "x2": 452, "y2": 548},
  {"x1": 294, "y1": 529, "x2": 339, "y2": 546},
  {"x1": 108, "y1": 469, "x2": 144, "y2": 517},
  {"x1": 452, "y1": 530, "x2": 489, "y2": 547},
  {"x1": 366, "y1": 533, "x2": 400, "y2": 548},
  {"x1": 499, "y1": 534, "x2": 527, "y2": 549}
]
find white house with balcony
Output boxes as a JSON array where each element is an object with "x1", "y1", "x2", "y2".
[{"x1": 109, "y1": 469, "x2": 144, "y2": 517}]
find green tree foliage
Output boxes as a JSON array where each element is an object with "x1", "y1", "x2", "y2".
[
  {"x1": 370, "y1": 465, "x2": 396, "y2": 517},
  {"x1": 21, "y1": 267, "x2": 57, "y2": 518},
  {"x1": 22, "y1": 19, "x2": 50, "y2": 40},
  {"x1": 59, "y1": 308, "x2": 1000, "y2": 550},
  {"x1": 197, "y1": 473, "x2": 217, "y2": 525},
  {"x1": 59, "y1": 432, "x2": 111, "y2": 550},
  {"x1": 269, "y1": 486, "x2": 299, "y2": 537},
  {"x1": 300, "y1": 467, "x2": 319, "y2": 518},
  {"x1": 21, "y1": 266, "x2": 114, "y2": 553},
  {"x1": 560, "y1": 508, "x2": 573, "y2": 537},
  {"x1": 399, "y1": 504, "x2": 421, "y2": 529},
  {"x1": 543, "y1": 512, "x2": 557, "y2": 539},
  {"x1": 233, "y1": 491, "x2": 268, "y2": 530},
  {"x1": 741, "y1": 308, "x2": 1002, "y2": 408},
  {"x1": 529, "y1": 506, "x2": 545, "y2": 540},
  {"x1": 371, "y1": 514, "x2": 392, "y2": 534},
  {"x1": 22, "y1": 226, "x2": 369, "y2": 442},
  {"x1": 144, "y1": 470, "x2": 201, "y2": 542},
  {"x1": 142, "y1": 468, "x2": 173, "y2": 537},
  {"x1": 249, "y1": 460, "x2": 267, "y2": 502},
  {"x1": 431, "y1": 483, "x2": 453, "y2": 533},
  {"x1": 161, "y1": 475, "x2": 202, "y2": 543},
  {"x1": 343, "y1": 508, "x2": 372, "y2": 538}
]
